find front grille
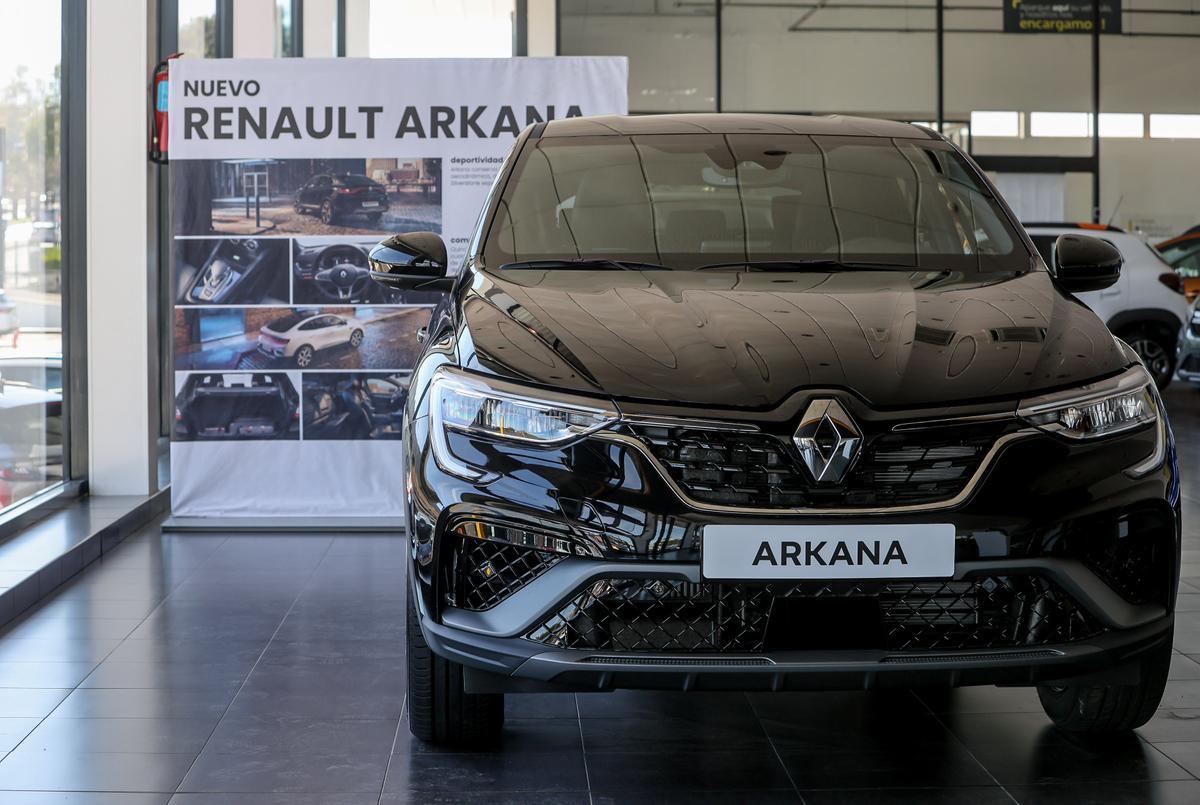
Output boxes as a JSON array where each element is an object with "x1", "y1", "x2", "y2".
[
  {"x1": 628, "y1": 422, "x2": 1003, "y2": 509},
  {"x1": 444, "y1": 538, "x2": 563, "y2": 611},
  {"x1": 527, "y1": 575, "x2": 1101, "y2": 653}
]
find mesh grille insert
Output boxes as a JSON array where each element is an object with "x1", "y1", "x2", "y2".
[
  {"x1": 527, "y1": 576, "x2": 1102, "y2": 653},
  {"x1": 445, "y1": 538, "x2": 563, "y2": 611}
]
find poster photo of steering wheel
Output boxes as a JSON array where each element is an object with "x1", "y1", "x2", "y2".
[{"x1": 292, "y1": 237, "x2": 441, "y2": 306}]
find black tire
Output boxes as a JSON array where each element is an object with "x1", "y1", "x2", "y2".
[
  {"x1": 406, "y1": 593, "x2": 503, "y2": 746},
  {"x1": 320, "y1": 200, "x2": 337, "y2": 225},
  {"x1": 349, "y1": 329, "x2": 364, "y2": 348},
  {"x1": 1122, "y1": 328, "x2": 1176, "y2": 390},
  {"x1": 1037, "y1": 632, "x2": 1171, "y2": 735}
]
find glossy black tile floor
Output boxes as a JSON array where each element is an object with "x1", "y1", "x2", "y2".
[{"x1": 0, "y1": 388, "x2": 1196, "y2": 804}]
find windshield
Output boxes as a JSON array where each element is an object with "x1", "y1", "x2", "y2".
[{"x1": 483, "y1": 134, "x2": 1029, "y2": 272}]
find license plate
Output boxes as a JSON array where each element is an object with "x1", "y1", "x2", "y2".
[
  {"x1": 360, "y1": 201, "x2": 380, "y2": 208},
  {"x1": 702, "y1": 524, "x2": 955, "y2": 580}
]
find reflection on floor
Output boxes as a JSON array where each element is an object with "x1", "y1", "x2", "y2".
[{"x1": 0, "y1": 387, "x2": 1196, "y2": 802}]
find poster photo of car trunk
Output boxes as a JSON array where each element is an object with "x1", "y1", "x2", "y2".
[
  {"x1": 174, "y1": 306, "x2": 432, "y2": 372},
  {"x1": 301, "y1": 372, "x2": 409, "y2": 440},
  {"x1": 171, "y1": 157, "x2": 442, "y2": 237},
  {"x1": 173, "y1": 371, "x2": 300, "y2": 441}
]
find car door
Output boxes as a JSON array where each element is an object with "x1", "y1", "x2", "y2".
[
  {"x1": 365, "y1": 377, "x2": 402, "y2": 415},
  {"x1": 302, "y1": 176, "x2": 326, "y2": 206},
  {"x1": 327, "y1": 316, "x2": 350, "y2": 346},
  {"x1": 303, "y1": 316, "x2": 330, "y2": 349},
  {"x1": 298, "y1": 177, "x2": 315, "y2": 206}
]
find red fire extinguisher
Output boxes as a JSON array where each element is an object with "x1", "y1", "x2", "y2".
[{"x1": 149, "y1": 53, "x2": 182, "y2": 164}]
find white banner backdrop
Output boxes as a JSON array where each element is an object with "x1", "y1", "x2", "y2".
[{"x1": 168, "y1": 58, "x2": 628, "y2": 519}]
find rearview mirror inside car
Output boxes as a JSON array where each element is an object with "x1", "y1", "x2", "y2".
[
  {"x1": 1052, "y1": 234, "x2": 1122, "y2": 293},
  {"x1": 369, "y1": 232, "x2": 453, "y2": 292}
]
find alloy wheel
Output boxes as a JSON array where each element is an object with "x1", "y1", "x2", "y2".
[{"x1": 1130, "y1": 337, "x2": 1171, "y2": 385}]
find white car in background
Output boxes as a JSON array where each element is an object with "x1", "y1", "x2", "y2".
[
  {"x1": 256, "y1": 311, "x2": 364, "y2": 368},
  {"x1": 1025, "y1": 222, "x2": 1190, "y2": 388}
]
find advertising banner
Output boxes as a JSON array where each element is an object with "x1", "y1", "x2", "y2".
[
  {"x1": 168, "y1": 58, "x2": 628, "y2": 519},
  {"x1": 1003, "y1": 0, "x2": 1122, "y2": 34}
]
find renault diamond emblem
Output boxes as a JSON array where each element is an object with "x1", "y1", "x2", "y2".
[{"x1": 793, "y1": 399, "x2": 862, "y2": 484}]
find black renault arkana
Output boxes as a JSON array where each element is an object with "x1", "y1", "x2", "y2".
[{"x1": 369, "y1": 114, "x2": 1180, "y2": 746}]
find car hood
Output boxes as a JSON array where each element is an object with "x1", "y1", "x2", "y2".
[{"x1": 458, "y1": 268, "x2": 1131, "y2": 410}]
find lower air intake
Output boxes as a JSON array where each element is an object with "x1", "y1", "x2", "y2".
[{"x1": 527, "y1": 576, "x2": 1101, "y2": 653}]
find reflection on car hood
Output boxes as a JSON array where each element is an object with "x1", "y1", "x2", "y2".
[{"x1": 458, "y1": 268, "x2": 1131, "y2": 409}]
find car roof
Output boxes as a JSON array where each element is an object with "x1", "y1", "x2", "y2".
[{"x1": 537, "y1": 113, "x2": 937, "y2": 140}]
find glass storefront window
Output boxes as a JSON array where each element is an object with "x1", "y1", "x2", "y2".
[
  {"x1": 559, "y1": 0, "x2": 715, "y2": 113},
  {"x1": 178, "y1": 0, "x2": 219, "y2": 58},
  {"x1": 0, "y1": 1, "x2": 65, "y2": 511},
  {"x1": 276, "y1": 0, "x2": 297, "y2": 57},
  {"x1": 368, "y1": 0, "x2": 514, "y2": 58}
]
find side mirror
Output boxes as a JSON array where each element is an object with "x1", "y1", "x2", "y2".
[
  {"x1": 369, "y1": 232, "x2": 453, "y2": 292},
  {"x1": 1052, "y1": 234, "x2": 1122, "y2": 293}
]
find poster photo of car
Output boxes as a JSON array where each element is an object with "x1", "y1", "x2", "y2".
[
  {"x1": 174, "y1": 237, "x2": 290, "y2": 305},
  {"x1": 175, "y1": 306, "x2": 432, "y2": 371},
  {"x1": 292, "y1": 237, "x2": 444, "y2": 306},
  {"x1": 301, "y1": 372, "x2": 409, "y2": 440},
  {"x1": 173, "y1": 371, "x2": 300, "y2": 441},
  {"x1": 172, "y1": 157, "x2": 442, "y2": 237}
]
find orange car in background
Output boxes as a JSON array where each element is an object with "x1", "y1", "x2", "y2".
[{"x1": 1157, "y1": 227, "x2": 1200, "y2": 301}]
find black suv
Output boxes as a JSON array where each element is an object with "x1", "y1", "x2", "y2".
[
  {"x1": 294, "y1": 173, "x2": 389, "y2": 226},
  {"x1": 370, "y1": 114, "x2": 1180, "y2": 746}
]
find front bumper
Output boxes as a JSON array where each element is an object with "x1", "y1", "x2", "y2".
[{"x1": 411, "y1": 560, "x2": 1173, "y2": 693}]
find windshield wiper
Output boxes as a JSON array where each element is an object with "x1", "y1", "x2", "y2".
[
  {"x1": 695, "y1": 259, "x2": 915, "y2": 272},
  {"x1": 499, "y1": 258, "x2": 669, "y2": 272}
]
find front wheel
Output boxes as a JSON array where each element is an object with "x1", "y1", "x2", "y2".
[
  {"x1": 320, "y1": 200, "x2": 337, "y2": 225},
  {"x1": 1037, "y1": 631, "x2": 1171, "y2": 735},
  {"x1": 349, "y1": 329, "x2": 364, "y2": 348},
  {"x1": 407, "y1": 594, "x2": 503, "y2": 746},
  {"x1": 1123, "y1": 328, "x2": 1176, "y2": 390}
]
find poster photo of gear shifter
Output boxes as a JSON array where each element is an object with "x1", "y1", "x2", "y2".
[{"x1": 175, "y1": 237, "x2": 291, "y2": 305}]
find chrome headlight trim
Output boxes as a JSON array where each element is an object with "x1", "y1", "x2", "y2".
[{"x1": 1126, "y1": 411, "x2": 1167, "y2": 479}]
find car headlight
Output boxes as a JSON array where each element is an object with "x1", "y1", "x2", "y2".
[
  {"x1": 1018, "y1": 366, "x2": 1157, "y2": 440},
  {"x1": 429, "y1": 368, "x2": 619, "y2": 481}
]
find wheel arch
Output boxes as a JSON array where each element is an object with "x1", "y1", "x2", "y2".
[{"x1": 1107, "y1": 309, "x2": 1182, "y2": 342}]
